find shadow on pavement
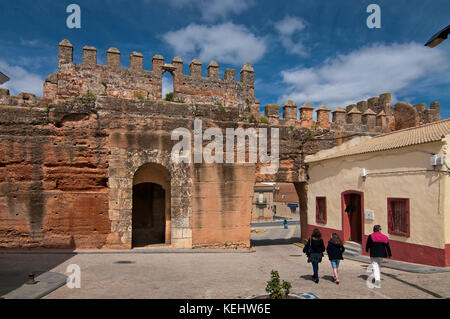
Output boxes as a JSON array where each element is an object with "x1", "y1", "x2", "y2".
[
  {"x1": 0, "y1": 251, "x2": 76, "y2": 297},
  {"x1": 251, "y1": 237, "x2": 301, "y2": 247},
  {"x1": 299, "y1": 274, "x2": 314, "y2": 282},
  {"x1": 382, "y1": 273, "x2": 444, "y2": 298},
  {"x1": 358, "y1": 273, "x2": 444, "y2": 298},
  {"x1": 322, "y1": 275, "x2": 335, "y2": 283}
]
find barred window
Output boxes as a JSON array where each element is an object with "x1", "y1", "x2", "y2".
[
  {"x1": 388, "y1": 198, "x2": 410, "y2": 237},
  {"x1": 315, "y1": 197, "x2": 327, "y2": 224}
]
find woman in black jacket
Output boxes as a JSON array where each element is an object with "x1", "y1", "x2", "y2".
[
  {"x1": 326, "y1": 233, "x2": 345, "y2": 284},
  {"x1": 303, "y1": 229, "x2": 325, "y2": 283}
]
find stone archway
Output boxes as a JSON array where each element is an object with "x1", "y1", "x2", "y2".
[
  {"x1": 107, "y1": 148, "x2": 192, "y2": 249},
  {"x1": 132, "y1": 163, "x2": 171, "y2": 247}
]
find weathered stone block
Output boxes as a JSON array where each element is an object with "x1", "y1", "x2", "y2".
[
  {"x1": 316, "y1": 105, "x2": 331, "y2": 129},
  {"x1": 130, "y1": 52, "x2": 143, "y2": 72},
  {"x1": 107, "y1": 47, "x2": 121, "y2": 68},
  {"x1": 83, "y1": 46, "x2": 97, "y2": 66}
]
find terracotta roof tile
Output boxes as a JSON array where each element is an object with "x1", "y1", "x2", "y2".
[{"x1": 306, "y1": 118, "x2": 450, "y2": 163}]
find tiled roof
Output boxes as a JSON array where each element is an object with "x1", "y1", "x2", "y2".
[{"x1": 306, "y1": 118, "x2": 450, "y2": 163}]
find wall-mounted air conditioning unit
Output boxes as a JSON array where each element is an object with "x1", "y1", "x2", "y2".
[{"x1": 430, "y1": 155, "x2": 444, "y2": 166}]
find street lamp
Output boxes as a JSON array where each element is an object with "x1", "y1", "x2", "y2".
[
  {"x1": 425, "y1": 25, "x2": 450, "y2": 48},
  {"x1": 0, "y1": 71, "x2": 9, "y2": 85}
]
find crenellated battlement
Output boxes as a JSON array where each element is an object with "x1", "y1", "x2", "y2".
[
  {"x1": 257, "y1": 92, "x2": 440, "y2": 133},
  {"x1": 1, "y1": 40, "x2": 442, "y2": 136},
  {"x1": 44, "y1": 39, "x2": 257, "y2": 111},
  {"x1": 0, "y1": 88, "x2": 42, "y2": 107}
]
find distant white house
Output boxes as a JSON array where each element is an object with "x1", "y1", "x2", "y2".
[{"x1": 0, "y1": 71, "x2": 9, "y2": 85}]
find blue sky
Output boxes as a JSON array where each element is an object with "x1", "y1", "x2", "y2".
[{"x1": 0, "y1": 0, "x2": 449, "y2": 118}]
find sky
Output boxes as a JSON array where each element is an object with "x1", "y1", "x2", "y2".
[{"x1": 0, "y1": 0, "x2": 449, "y2": 118}]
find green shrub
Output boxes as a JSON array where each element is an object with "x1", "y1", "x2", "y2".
[
  {"x1": 260, "y1": 116, "x2": 269, "y2": 125},
  {"x1": 165, "y1": 92, "x2": 174, "y2": 102},
  {"x1": 84, "y1": 93, "x2": 96, "y2": 103},
  {"x1": 306, "y1": 129, "x2": 313, "y2": 140},
  {"x1": 265, "y1": 270, "x2": 291, "y2": 299}
]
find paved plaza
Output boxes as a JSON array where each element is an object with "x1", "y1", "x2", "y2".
[{"x1": 1, "y1": 240, "x2": 448, "y2": 299}]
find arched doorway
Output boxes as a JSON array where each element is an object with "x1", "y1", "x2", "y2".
[{"x1": 132, "y1": 163, "x2": 171, "y2": 247}]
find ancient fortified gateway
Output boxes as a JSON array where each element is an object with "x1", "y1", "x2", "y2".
[{"x1": 0, "y1": 40, "x2": 441, "y2": 250}]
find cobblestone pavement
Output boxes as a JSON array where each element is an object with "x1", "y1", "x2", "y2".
[{"x1": 1, "y1": 244, "x2": 449, "y2": 299}]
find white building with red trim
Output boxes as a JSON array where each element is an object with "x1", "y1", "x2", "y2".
[{"x1": 305, "y1": 119, "x2": 450, "y2": 267}]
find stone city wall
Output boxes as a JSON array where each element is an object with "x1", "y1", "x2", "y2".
[{"x1": 0, "y1": 40, "x2": 442, "y2": 250}]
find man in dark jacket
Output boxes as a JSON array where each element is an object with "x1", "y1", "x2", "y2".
[{"x1": 365, "y1": 225, "x2": 392, "y2": 287}]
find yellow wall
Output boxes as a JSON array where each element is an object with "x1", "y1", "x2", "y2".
[
  {"x1": 442, "y1": 136, "x2": 450, "y2": 245},
  {"x1": 306, "y1": 141, "x2": 448, "y2": 249}
]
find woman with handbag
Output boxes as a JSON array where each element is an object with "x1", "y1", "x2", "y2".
[{"x1": 303, "y1": 228, "x2": 325, "y2": 283}]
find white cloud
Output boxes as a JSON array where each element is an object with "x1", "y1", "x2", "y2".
[
  {"x1": 278, "y1": 42, "x2": 450, "y2": 107},
  {"x1": 19, "y1": 39, "x2": 41, "y2": 47},
  {"x1": 163, "y1": 23, "x2": 267, "y2": 65},
  {"x1": 167, "y1": 0, "x2": 254, "y2": 22},
  {"x1": 0, "y1": 60, "x2": 43, "y2": 96},
  {"x1": 274, "y1": 16, "x2": 308, "y2": 57}
]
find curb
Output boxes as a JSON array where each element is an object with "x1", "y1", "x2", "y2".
[
  {"x1": 0, "y1": 248, "x2": 257, "y2": 255},
  {"x1": 1, "y1": 272, "x2": 67, "y2": 299},
  {"x1": 344, "y1": 255, "x2": 450, "y2": 274}
]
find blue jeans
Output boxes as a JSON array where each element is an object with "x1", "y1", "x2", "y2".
[
  {"x1": 312, "y1": 262, "x2": 319, "y2": 280},
  {"x1": 330, "y1": 260, "x2": 340, "y2": 269}
]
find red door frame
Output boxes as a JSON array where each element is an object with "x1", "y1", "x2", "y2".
[{"x1": 341, "y1": 190, "x2": 364, "y2": 243}]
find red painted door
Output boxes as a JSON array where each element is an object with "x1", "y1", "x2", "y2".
[
  {"x1": 342, "y1": 192, "x2": 362, "y2": 243},
  {"x1": 343, "y1": 194, "x2": 351, "y2": 241},
  {"x1": 350, "y1": 194, "x2": 362, "y2": 243}
]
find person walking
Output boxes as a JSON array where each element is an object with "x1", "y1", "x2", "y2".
[
  {"x1": 326, "y1": 233, "x2": 345, "y2": 285},
  {"x1": 303, "y1": 229, "x2": 325, "y2": 283},
  {"x1": 365, "y1": 225, "x2": 392, "y2": 287}
]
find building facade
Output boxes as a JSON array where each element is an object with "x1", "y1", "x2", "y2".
[
  {"x1": 305, "y1": 120, "x2": 450, "y2": 267},
  {"x1": 251, "y1": 183, "x2": 275, "y2": 222},
  {"x1": 273, "y1": 183, "x2": 300, "y2": 220}
]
